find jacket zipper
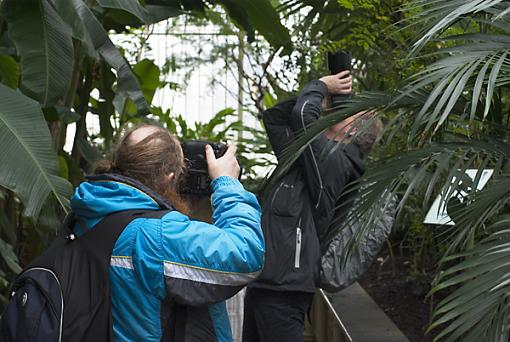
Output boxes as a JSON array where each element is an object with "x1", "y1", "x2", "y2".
[
  {"x1": 271, "y1": 182, "x2": 284, "y2": 207},
  {"x1": 295, "y1": 218, "x2": 302, "y2": 268}
]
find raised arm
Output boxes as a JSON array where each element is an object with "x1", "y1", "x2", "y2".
[
  {"x1": 291, "y1": 73, "x2": 355, "y2": 202},
  {"x1": 289, "y1": 73, "x2": 364, "y2": 237},
  {"x1": 158, "y1": 176, "x2": 264, "y2": 306},
  {"x1": 262, "y1": 98, "x2": 297, "y2": 160},
  {"x1": 134, "y1": 145, "x2": 264, "y2": 306}
]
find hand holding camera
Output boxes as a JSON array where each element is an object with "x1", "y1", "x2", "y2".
[
  {"x1": 180, "y1": 140, "x2": 242, "y2": 195},
  {"x1": 319, "y1": 70, "x2": 352, "y2": 95},
  {"x1": 205, "y1": 144, "x2": 240, "y2": 180},
  {"x1": 324, "y1": 51, "x2": 353, "y2": 107}
]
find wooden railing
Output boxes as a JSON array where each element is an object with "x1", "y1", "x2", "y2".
[{"x1": 304, "y1": 283, "x2": 409, "y2": 342}]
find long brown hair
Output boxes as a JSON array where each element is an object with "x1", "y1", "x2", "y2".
[{"x1": 94, "y1": 125, "x2": 189, "y2": 213}]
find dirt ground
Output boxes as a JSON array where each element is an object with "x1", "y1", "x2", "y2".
[{"x1": 358, "y1": 253, "x2": 436, "y2": 342}]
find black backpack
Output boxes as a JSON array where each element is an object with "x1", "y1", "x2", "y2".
[{"x1": 0, "y1": 209, "x2": 170, "y2": 342}]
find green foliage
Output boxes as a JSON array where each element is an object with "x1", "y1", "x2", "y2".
[
  {"x1": 160, "y1": 107, "x2": 237, "y2": 140},
  {"x1": 153, "y1": 106, "x2": 274, "y2": 187},
  {"x1": 0, "y1": 238, "x2": 21, "y2": 275},
  {"x1": 115, "y1": 58, "x2": 161, "y2": 117},
  {"x1": 278, "y1": 0, "x2": 421, "y2": 93},
  {"x1": 74, "y1": 0, "x2": 151, "y2": 114},
  {"x1": 428, "y1": 215, "x2": 510, "y2": 341},
  {"x1": 133, "y1": 59, "x2": 161, "y2": 104},
  {"x1": 0, "y1": 0, "x2": 293, "y2": 304},
  {"x1": 224, "y1": 0, "x2": 292, "y2": 50},
  {"x1": 271, "y1": 0, "x2": 510, "y2": 339},
  {"x1": 0, "y1": 0, "x2": 290, "y2": 220},
  {"x1": 96, "y1": 0, "x2": 153, "y2": 23},
  {"x1": 2, "y1": 0, "x2": 74, "y2": 106},
  {"x1": 0, "y1": 54, "x2": 18, "y2": 88},
  {"x1": 0, "y1": 83, "x2": 73, "y2": 218}
]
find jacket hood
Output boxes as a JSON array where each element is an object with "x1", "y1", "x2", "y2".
[{"x1": 71, "y1": 176, "x2": 161, "y2": 230}]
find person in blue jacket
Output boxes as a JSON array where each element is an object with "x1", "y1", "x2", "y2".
[{"x1": 71, "y1": 125, "x2": 265, "y2": 341}]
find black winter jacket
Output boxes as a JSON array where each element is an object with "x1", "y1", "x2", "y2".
[{"x1": 250, "y1": 80, "x2": 365, "y2": 293}]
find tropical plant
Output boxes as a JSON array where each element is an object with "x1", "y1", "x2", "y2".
[
  {"x1": 0, "y1": 0, "x2": 291, "y2": 216},
  {"x1": 5, "y1": 0, "x2": 509, "y2": 339},
  {"x1": 152, "y1": 105, "x2": 275, "y2": 188},
  {"x1": 0, "y1": 0, "x2": 291, "y2": 303},
  {"x1": 274, "y1": 0, "x2": 510, "y2": 340}
]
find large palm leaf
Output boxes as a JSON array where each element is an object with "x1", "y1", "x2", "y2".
[
  {"x1": 372, "y1": 2, "x2": 510, "y2": 337},
  {"x1": 398, "y1": 33, "x2": 510, "y2": 141},
  {"x1": 397, "y1": 1, "x2": 510, "y2": 136},
  {"x1": 2, "y1": 0, "x2": 74, "y2": 107},
  {"x1": 404, "y1": 0, "x2": 508, "y2": 54},
  {"x1": 66, "y1": 0, "x2": 151, "y2": 114},
  {"x1": 0, "y1": 83, "x2": 73, "y2": 219},
  {"x1": 429, "y1": 214, "x2": 510, "y2": 342}
]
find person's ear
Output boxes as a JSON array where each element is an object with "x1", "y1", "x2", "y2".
[
  {"x1": 166, "y1": 172, "x2": 175, "y2": 184},
  {"x1": 348, "y1": 126, "x2": 358, "y2": 137}
]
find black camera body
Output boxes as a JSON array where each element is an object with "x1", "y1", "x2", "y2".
[
  {"x1": 327, "y1": 51, "x2": 352, "y2": 106},
  {"x1": 180, "y1": 140, "x2": 230, "y2": 195}
]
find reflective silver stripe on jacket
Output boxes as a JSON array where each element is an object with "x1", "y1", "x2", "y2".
[
  {"x1": 164, "y1": 261, "x2": 260, "y2": 286},
  {"x1": 111, "y1": 256, "x2": 134, "y2": 269}
]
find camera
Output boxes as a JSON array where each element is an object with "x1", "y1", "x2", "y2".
[
  {"x1": 180, "y1": 140, "x2": 236, "y2": 195},
  {"x1": 327, "y1": 51, "x2": 352, "y2": 107}
]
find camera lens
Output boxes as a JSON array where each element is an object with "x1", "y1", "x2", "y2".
[
  {"x1": 327, "y1": 51, "x2": 352, "y2": 106},
  {"x1": 327, "y1": 51, "x2": 351, "y2": 74}
]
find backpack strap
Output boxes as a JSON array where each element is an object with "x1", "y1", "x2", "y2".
[
  {"x1": 69, "y1": 209, "x2": 172, "y2": 263},
  {"x1": 13, "y1": 209, "x2": 172, "y2": 342}
]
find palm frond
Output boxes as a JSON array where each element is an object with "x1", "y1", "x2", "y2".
[
  {"x1": 397, "y1": 36, "x2": 510, "y2": 139},
  {"x1": 404, "y1": 0, "x2": 506, "y2": 55},
  {"x1": 429, "y1": 215, "x2": 510, "y2": 341},
  {"x1": 336, "y1": 137, "x2": 508, "y2": 261}
]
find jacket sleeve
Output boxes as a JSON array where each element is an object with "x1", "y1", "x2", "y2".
[
  {"x1": 262, "y1": 98, "x2": 297, "y2": 161},
  {"x1": 159, "y1": 176, "x2": 264, "y2": 306},
  {"x1": 289, "y1": 80, "x2": 365, "y2": 238}
]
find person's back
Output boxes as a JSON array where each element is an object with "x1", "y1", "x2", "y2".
[{"x1": 71, "y1": 125, "x2": 265, "y2": 341}]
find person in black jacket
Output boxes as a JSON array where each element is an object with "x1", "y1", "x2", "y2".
[{"x1": 242, "y1": 71, "x2": 381, "y2": 342}]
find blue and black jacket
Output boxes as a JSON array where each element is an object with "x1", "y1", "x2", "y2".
[{"x1": 71, "y1": 173, "x2": 264, "y2": 341}]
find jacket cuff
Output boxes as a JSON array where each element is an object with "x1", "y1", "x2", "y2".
[
  {"x1": 211, "y1": 176, "x2": 241, "y2": 191},
  {"x1": 307, "y1": 80, "x2": 329, "y2": 97}
]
